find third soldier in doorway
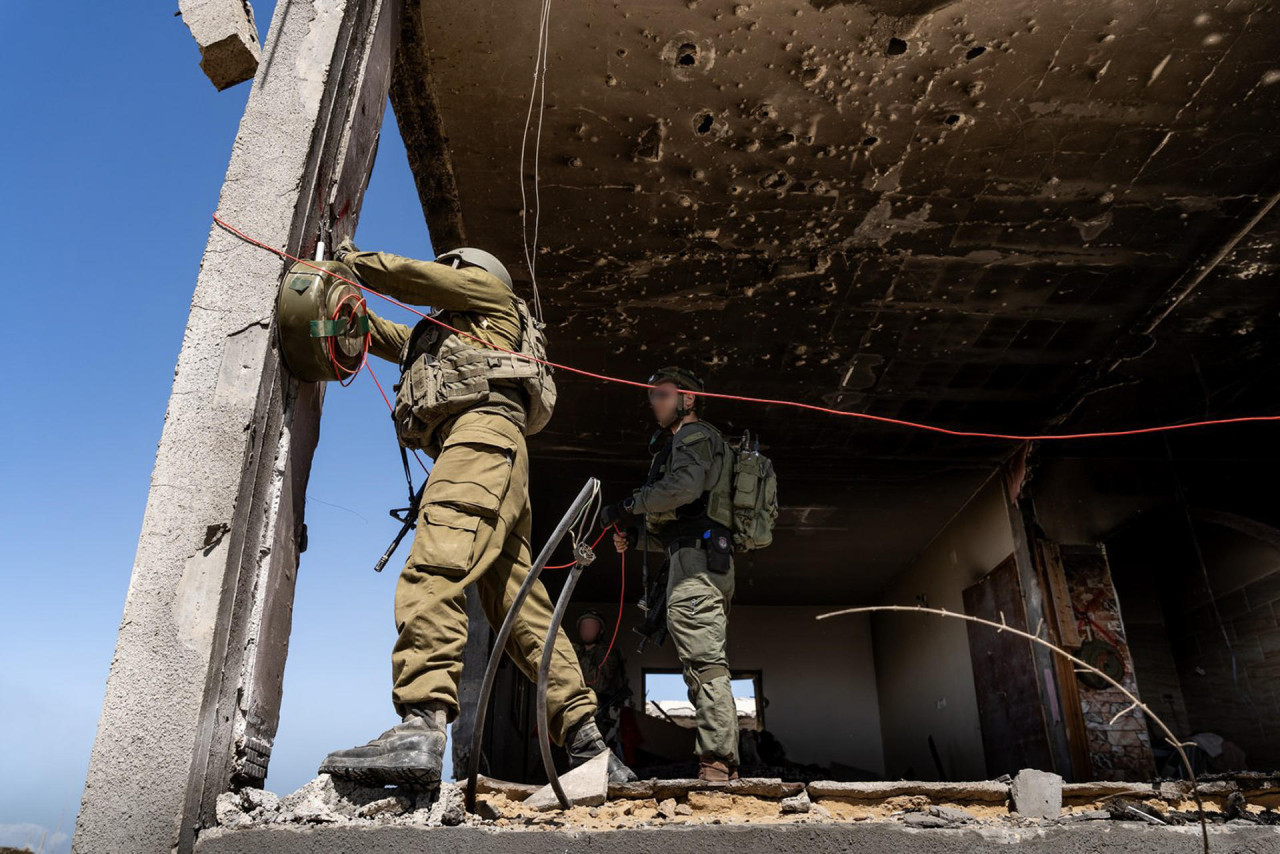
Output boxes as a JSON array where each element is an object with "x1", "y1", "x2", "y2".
[
  {"x1": 601, "y1": 367, "x2": 741, "y2": 782},
  {"x1": 318, "y1": 239, "x2": 636, "y2": 787},
  {"x1": 572, "y1": 609, "x2": 631, "y2": 750}
]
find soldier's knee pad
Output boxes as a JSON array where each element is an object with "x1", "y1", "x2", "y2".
[{"x1": 688, "y1": 663, "x2": 731, "y2": 690}]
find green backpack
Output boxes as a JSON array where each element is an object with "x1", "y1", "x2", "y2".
[{"x1": 727, "y1": 431, "x2": 778, "y2": 552}]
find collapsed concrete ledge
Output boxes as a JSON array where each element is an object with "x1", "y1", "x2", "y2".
[
  {"x1": 196, "y1": 822, "x2": 1280, "y2": 854},
  {"x1": 204, "y1": 771, "x2": 1280, "y2": 853}
]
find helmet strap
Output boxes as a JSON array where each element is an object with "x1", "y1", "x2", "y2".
[{"x1": 674, "y1": 390, "x2": 694, "y2": 421}]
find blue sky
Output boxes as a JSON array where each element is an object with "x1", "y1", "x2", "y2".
[{"x1": 0, "y1": 2, "x2": 442, "y2": 850}]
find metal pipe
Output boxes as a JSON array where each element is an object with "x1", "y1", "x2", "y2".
[
  {"x1": 464, "y1": 478, "x2": 599, "y2": 812},
  {"x1": 536, "y1": 553, "x2": 591, "y2": 810}
]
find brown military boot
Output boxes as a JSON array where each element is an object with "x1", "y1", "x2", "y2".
[{"x1": 698, "y1": 755, "x2": 739, "y2": 782}]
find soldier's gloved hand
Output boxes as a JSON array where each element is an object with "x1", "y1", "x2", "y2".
[
  {"x1": 333, "y1": 236, "x2": 359, "y2": 264},
  {"x1": 600, "y1": 498, "x2": 637, "y2": 530}
]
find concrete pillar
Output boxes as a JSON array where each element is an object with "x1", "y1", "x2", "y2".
[
  {"x1": 74, "y1": 2, "x2": 403, "y2": 852},
  {"x1": 1003, "y1": 467, "x2": 1078, "y2": 782}
]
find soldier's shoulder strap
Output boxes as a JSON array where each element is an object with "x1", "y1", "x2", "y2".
[
  {"x1": 510, "y1": 296, "x2": 539, "y2": 352},
  {"x1": 677, "y1": 423, "x2": 712, "y2": 445}
]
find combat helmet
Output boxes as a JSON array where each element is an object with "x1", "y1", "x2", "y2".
[{"x1": 435, "y1": 247, "x2": 513, "y2": 290}]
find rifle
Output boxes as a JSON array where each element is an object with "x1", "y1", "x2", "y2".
[
  {"x1": 374, "y1": 480, "x2": 426, "y2": 573},
  {"x1": 633, "y1": 555, "x2": 670, "y2": 651}
]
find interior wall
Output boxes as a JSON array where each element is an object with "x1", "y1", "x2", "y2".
[
  {"x1": 871, "y1": 474, "x2": 1015, "y2": 781},
  {"x1": 567, "y1": 602, "x2": 884, "y2": 776},
  {"x1": 1033, "y1": 449, "x2": 1280, "y2": 772}
]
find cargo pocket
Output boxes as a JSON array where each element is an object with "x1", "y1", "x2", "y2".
[
  {"x1": 422, "y1": 422, "x2": 519, "y2": 518},
  {"x1": 415, "y1": 503, "x2": 482, "y2": 574}
]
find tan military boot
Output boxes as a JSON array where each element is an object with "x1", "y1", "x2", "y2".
[{"x1": 698, "y1": 755, "x2": 739, "y2": 782}]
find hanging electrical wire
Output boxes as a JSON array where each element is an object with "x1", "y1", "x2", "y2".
[{"x1": 518, "y1": 0, "x2": 553, "y2": 324}]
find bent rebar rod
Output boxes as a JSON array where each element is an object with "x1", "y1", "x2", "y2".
[
  {"x1": 536, "y1": 539, "x2": 593, "y2": 810},
  {"x1": 464, "y1": 477, "x2": 599, "y2": 812}
]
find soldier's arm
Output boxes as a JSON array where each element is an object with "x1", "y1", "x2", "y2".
[
  {"x1": 628, "y1": 428, "x2": 712, "y2": 514},
  {"x1": 366, "y1": 310, "x2": 411, "y2": 364},
  {"x1": 345, "y1": 250, "x2": 511, "y2": 313}
]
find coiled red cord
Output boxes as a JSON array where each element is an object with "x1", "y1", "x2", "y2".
[{"x1": 326, "y1": 291, "x2": 370, "y2": 387}]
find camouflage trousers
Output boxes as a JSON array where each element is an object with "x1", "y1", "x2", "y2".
[
  {"x1": 390, "y1": 410, "x2": 595, "y2": 745},
  {"x1": 666, "y1": 545, "x2": 739, "y2": 765}
]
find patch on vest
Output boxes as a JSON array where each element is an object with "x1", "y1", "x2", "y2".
[{"x1": 681, "y1": 430, "x2": 708, "y2": 445}]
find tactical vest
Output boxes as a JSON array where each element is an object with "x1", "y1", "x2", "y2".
[
  {"x1": 644, "y1": 422, "x2": 736, "y2": 535},
  {"x1": 645, "y1": 423, "x2": 777, "y2": 553},
  {"x1": 392, "y1": 297, "x2": 556, "y2": 452}
]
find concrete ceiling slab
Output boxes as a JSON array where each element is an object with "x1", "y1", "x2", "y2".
[{"x1": 390, "y1": 0, "x2": 1280, "y2": 603}]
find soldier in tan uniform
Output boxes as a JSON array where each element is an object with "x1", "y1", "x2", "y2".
[
  {"x1": 318, "y1": 241, "x2": 636, "y2": 787},
  {"x1": 602, "y1": 367, "x2": 741, "y2": 782}
]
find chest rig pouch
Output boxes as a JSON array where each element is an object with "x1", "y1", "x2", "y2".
[{"x1": 393, "y1": 298, "x2": 557, "y2": 451}]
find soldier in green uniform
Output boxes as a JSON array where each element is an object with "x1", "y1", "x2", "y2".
[
  {"x1": 318, "y1": 241, "x2": 636, "y2": 787},
  {"x1": 572, "y1": 610, "x2": 630, "y2": 748},
  {"x1": 601, "y1": 367, "x2": 740, "y2": 782}
]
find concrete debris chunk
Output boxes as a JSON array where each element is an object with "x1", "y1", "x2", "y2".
[
  {"x1": 275, "y1": 774, "x2": 410, "y2": 824},
  {"x1": 1065, "y1": 781, "x2": 1150, "y2": 803},
  {"x1": 215, "y1": 792, "x2": 252, "y2": 828},
  {"x1": 277, "y1": 776, "x2": 343, "y2": 824},
  {"x1": 1010, "y1": 769, "x2": 1063, "y2": 820},
  {"x1": 477, "y1": 775, "x2": 542, "y2": 800},
  {"x1": 214, "y1": 787, "x2": 282, "y2": 828},
  {"x1": 807, "y1": 780, "x2": 1010, "y2": 803},
  {"x1": 426, "y1": 783, "x2": 467, "y2": 827},
  {"x1": 1058, "y1": 809, "x2": 1112, "y2": 822},
  {"x1": 929, "y1": 804, "x2": 977, "y2": 824},
  {"x1": 178, "y1": 0, "x2": 261, "y2": 90},
  {"x1": 524, "y1": 750, "x2": 611, "y2": 811},
  {"x1": 356, "y1": 795, "x2": 410, "y2": 819},
  {"x1": 726, "y1": 778, "x2": 805, "y2": 798},
  {"x1": 608, "y1": 780, "x2": 658, "y2": 799},
  {"x1": 647, "y1": 777, "x2": 802, "y2": 800},
  {"x1": 239, "y1": 788, "x2": 280, "y2": 814},
  {"x1": 657, "y1": 798, "x2": 678, "y2": 818},
  {"x1": 903, "y1": 811, "x2": 950, "y2": 828},
  {"x1": 780, "y1": 790, "x2": 812, "y2": 814},
  {"x1": 475, "y1": 798, "x2": 504, "y2": 821}
]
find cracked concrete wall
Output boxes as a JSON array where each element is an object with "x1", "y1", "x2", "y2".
[{"x1": 74, "y1": 1, "x2": 401, "y2": 852}]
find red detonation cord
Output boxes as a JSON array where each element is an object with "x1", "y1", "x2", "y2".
[
  {"x1": 214, "y1": 214, "x2": 1280, "y2": 443},
  {"x1": 586, "y1": 527, "x2": 626, "y2": 687},
  {"x1": 327, "y1": 291, "x2": 370, "y2": 387}
]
